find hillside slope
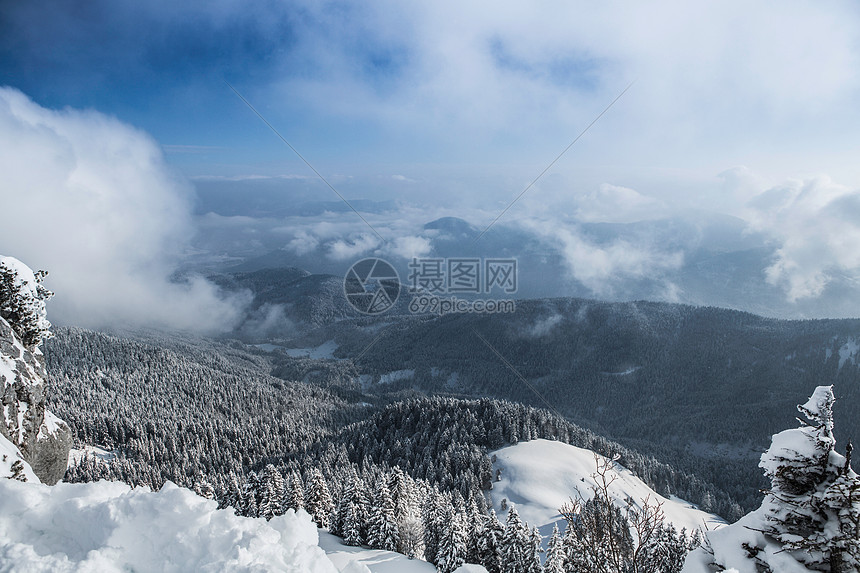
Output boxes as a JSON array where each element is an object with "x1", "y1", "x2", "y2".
[{"x1": 488, "y1": 439, "x2": 725, "y2": 539}]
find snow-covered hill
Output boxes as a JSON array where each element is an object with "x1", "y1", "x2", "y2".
[{"x1": 488, "y1": 439, "x2": 725, "y2": 540}]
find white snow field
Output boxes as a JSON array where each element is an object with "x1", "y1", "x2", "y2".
[
  {"x1": 488, "y1": 439, "x2": 725, "y2": 540},
  {"x1": 320, "y1": 532, "x2": 488, "y2": 572},
  {"x1": 0, "y1": 471, "x2": 487, "y2": 572},
  {"x1": 0, "y1": 478, "x2": 338, "y2": 573},
  {"x1": 320, "y1": 531, "x2": 436, "y2": 572}
]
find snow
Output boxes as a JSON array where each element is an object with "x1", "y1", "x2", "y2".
[
  {"x1": 318, "y1": 532, "x2": 488, "y2": 572},
  {"x1": 0, "y1": 256, "x2": 50, "y2": 337},
  {"x1": 377, "y1": 370, "x2": 415, "y2": 385},
  {"x1": 252, "y1": 340, "x2": 340, "y2": 359},
  {"x1": 838, "y1": 337, "x2": 858, "y2": 369},
  {"x1": 285, "y1": 340, "x2": 339, "y2": 359},
  {"x1": 67, "y1": 444, "x2": 117, "y2": 468},
  {"x1": 319, "y1": 531, "x2": 437, "y2": 572},
  {"x1": 600, "y1": 366, "x2": 640, "y2": 376},
  {"x1": 488, "y1": 439, "x2": 724, "y2": 541},
  {"x1": 682, "y1": 505, "x2": 812, "y2": 573},
  {"x1": 0, "y1": 479, "x2": 338, "y2": 573},
  {"x1": 0, "y1": 433, "x2": 40, "y2": 482}
]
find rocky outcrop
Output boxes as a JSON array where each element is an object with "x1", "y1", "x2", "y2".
[{"x1": 0, "y1": 317, "x2": 71, "y2": 484}]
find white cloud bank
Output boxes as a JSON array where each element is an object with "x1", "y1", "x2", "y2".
[
  {"x1": 744, "y1": 176, "x2": 860, "y2": 301},
  {"x1": 0, "y1": 88, "x2": 245, "y2": 332}
]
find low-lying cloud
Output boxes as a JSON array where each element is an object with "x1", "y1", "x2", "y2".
[
  {"x1": 0, "y1": 88, "x2": 246, "y2": 332},
  {"x1": 744, "y1": 176, "x2": 860, "y2": 301}
]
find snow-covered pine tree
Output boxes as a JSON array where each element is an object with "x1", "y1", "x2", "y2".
[
  {"x1": 331, "y1": 468, "x2": 365, "y2": 546},
  {"x1": 257, "y1": 465, "x2": 285, "y2": 520},
  {"x1": 263, "y1": 464, "x2": 286, "y2": 517},
  {"x1": 305, "y1": 469, "x2": 333, "y2": 528},
  {"x1": 240, "y1": 472, "x2": 260, "y2": 517},
  {"x1": 193, "y1": 477, "x2": 215, "y2": 500},
  {"x1": 759, "y1": 385, "x2": 860, "y2": 571},
  {"x1": 478, "y1": 509, "x2": 505, "y2": 573},
  {"x1": 219, "y1": 472, "x2": 241, "y2": 511},
  {"x1": 435, "y1": 507, "x2": 467, "y2": 573},
  {"x1": 367, "y1": 478, "x2": 400, "y2": 551},
  {"x1": 342, "y1": 499, "x2": 363, "y2": 547},
  {"x1": 820, "y1": 443, "x2": 860, "y2": 572},
  {"x1": 545, "y1": 522, "x2": 566, "y2": 573},
  {"x1": 332, "y1": 470, "x2": 357, "y2": 537},
  {"x1": 464, "y1": 497, "x2": 483, "y2": 565},
  {"x1": 501, "y1": 507, "x2": 528, "y2": 573},
  {"x1": 388, "y1": 466, "x2": 412, "y2": 521},
  {"x1": 423, "y1": 490, "x2": 446, "y2": 565},
  {"x1": 0, "y1": 256, "x2": 53, "y2": 349},
  {"x1": 286, "y1": 470, "x2": 304, "y2": 512},
  {"x1": 525, "y1": 526, "x2": 543, "y2": 573}
]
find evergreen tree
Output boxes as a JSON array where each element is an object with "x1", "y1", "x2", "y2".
[
  {"x1": 436, "y1": 508, "x2": 467, "y2": 573},
  {"x1": 0, "y1": 257, "x2": 53, "y2": 349},
  {"x1": 478, "y1": 509, "x2": 505, "y2": 573},
  {"x1": 240, "y1": 471, "x2": 260, "y2": 517},
  {"x1": 545, "y1": 523, "x2": 566, "y2": 573},
  {"x1": 367, "y1": 479, "x2": 400, "y2": 551},
  {"x1": 501, "y1": 507, "x2": 529, "y2": 573},
  {"x1": 305, "y1": 469, "x2": 333, "y2": 528},
  {"x1": 525, "y1": 526, "x2": 543, "y2": 573},
  {"x1": 220, "y1": 472, "x2": 241, "y2": 511},
  {"x1": 760, "y1": 386, "x2": 860, "y2": 571},
  {"x1": 423, "y1": 490, "x2": 446, "y2": 565},
  {"x1": 820, "y1": 445, "x2": 860, "y2": 572},
  {"x1": 286, "y1": 470, "x2": 304, "y2": 512}
]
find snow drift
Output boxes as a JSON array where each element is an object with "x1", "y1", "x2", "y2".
[{"x1": 0, "y1": 479, "x2": 337, "y2": 572}]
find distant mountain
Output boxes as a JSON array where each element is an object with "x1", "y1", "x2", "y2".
[
  {"x1": 192, "y1": 210, "x2": 860, "y2": 319},
  {"x1": 423, "y1": 216, "x2": 480, "y2": 239}
]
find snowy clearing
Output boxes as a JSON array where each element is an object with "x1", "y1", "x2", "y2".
[
  {"x1": 488, "y1": 439, "x2": 725, "y2": 541},
  {"x1": 67, "y1": 444, "x2": 117, "y2": 468}
]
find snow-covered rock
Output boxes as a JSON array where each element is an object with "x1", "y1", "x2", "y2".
[
  {"x1": 0, "y1": 314, "x2": 71, "y2": 484},
  {"x1": 0, "y1": 478, "x2": 338, "y2": 572},
  {"x1": 0, "y1": 431, "x2": 40, "y2": 482},
  {"x1": 488, "y1": 439, "x2": 724, "y2": 540}
]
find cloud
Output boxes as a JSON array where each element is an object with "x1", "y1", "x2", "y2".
[
  {"x1": 524, "y1": 313, "x2": 562, "y2": 338},
  {"x1": 527, "y1": 220, "x2": 684, "y2": 296},
  {"x1": 743, "y1": 176, "x2": 860, "y2": 300},
  {"x1": 327, "y1": 234, "x2": 381, "y2": 261},
  {"x1": 0, "y1": 88, "x2": 246, "y2": 332},
  {"x1": 573, "y1": 183, "x2": 662, "y2": 223},
  {"x1": 384, "y1": 235, "x2": 433, "y2": 260},
  {"x1": 285, "y1": 230, "x2": 320, "y2": 256}
]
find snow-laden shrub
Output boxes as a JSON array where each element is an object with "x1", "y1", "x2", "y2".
[{"x1": 0, "y1": 256, "x2": 52, "y2": 349}]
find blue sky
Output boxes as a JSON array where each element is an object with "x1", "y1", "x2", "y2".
[{"x1": 6, "y1": 0, "x2": 859, "y2": 193}]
